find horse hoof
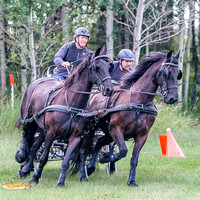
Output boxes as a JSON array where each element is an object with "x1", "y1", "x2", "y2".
[
  {"x1": 57, "y1": 182, "x2": 65, "y2": 187},
  {"x1": 99, "y1": 152, "x2": 111, "y2": 164},
  {"x1": 99, "y1": 157, "x2": 108, "y2": 164},
  {"x1": 17, "y1": 170, "x2": 29, "y2": 178},
  {"x1": 87, "y1": 167, "x2": 95, "y2": 176},
  {"x1": 17, "y1": 171, "x2": 22, "y2": 178},
  {"x1": 29, "y1": 180, "x2": 38, "y2": 184},
  {"x1": 29, "y1": 177, "x2": 39, "y2": 184},
  {"x1": 15, "y1": 151, "x2": 26, "y2": 163},
  {"x1": 80, "y1": 177, "x2": 88, "y2": 182},
  {"x1": 127, "y1": 181, "x2": 139, "y2": 187}
]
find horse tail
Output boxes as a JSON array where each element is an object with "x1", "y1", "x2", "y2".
[
  {"x1": 67, "y1": 142, "x2": 82, "y2": 176},
  {"x1": 15, "y1": 80, "x2": 37, "y2": 130}
]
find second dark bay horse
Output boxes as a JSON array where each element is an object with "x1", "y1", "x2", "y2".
[
  {"x1": 15, "y1": 46, "x2": 114, "y2": 186},
  {"x1": 73, "y1": 50, "x2": 182, "y2": 187}
]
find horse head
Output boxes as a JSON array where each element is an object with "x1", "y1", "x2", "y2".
[
  {"x1": 89, "y1": 45, "x2": 114, "y2": 96},
  {"x1": 156, "y1": 50, "x2": 182, "y2": 104}
]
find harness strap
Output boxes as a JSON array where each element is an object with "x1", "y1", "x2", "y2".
[
  {"x1": 43, "y1": 87, "x2": 64, "y2": 134},
  {"x1": 21, "y1": 77, "x2": 63, "y2": 124},
  {"x1": 21, "y1": 103, "x2": 157, "y2": 127},
  {"x1": 21, "y1": 105, "x2": 87, "y2": 125},
  {"x1": 106, "y1": 94, "x2": 113, "y2": 108},
  {"x1": 98, "y1": 102, "x2": 157, "y2": 119},
  {"x1": 62, "y1": 114, "x2": 74, "y2": 141},
  {"x1": 47, "y1": 87, "x2": 63, "y2": 106},
  {"x1": 110, "y1": 91, "x2": 122, "y2": 108}
]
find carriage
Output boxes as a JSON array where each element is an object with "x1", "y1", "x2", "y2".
[{"x1": 33, "y1": 131, "x2": 117, "y2": 174}]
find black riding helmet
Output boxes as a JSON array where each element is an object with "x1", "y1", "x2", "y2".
[
  {"x1": 118, "y1": 49, "x2": 134, "y2": 61},
  {"x1": 74, "y1": 27, "x2": 90, "y2": 48},
  {"x1": 74, "y1": 27, "x2": 90, "y2": 38}
]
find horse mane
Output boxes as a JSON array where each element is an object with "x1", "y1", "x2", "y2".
[
  {"x1": 121, "y1": 52, "x2": 168, "y2": 89},
  {"x1": 64, "y1": 53, "x2": 93, "y2": 88}
]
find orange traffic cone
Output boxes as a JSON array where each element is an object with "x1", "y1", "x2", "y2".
[{"x1": 159, "y1": 128, "x2": 185, "y2": 158}]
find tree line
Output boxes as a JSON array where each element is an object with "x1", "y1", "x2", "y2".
[{"x1": 0, "y1": 0, "x2": 200, "y2": 115}]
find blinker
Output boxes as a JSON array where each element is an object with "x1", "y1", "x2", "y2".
[
  {"x1": 163, "y1": 69, "x2": 169, "y2": 79},
  {"x1": 177, "y1": 70, "x2": 182, "y2": 80}
]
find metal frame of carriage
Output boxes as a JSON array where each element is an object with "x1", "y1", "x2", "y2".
[
  {"x1": 33, "y1": 133, "x2": 117, "y2": 174},
  {"x1": 33, "y1": 66, "x2": 117, "y2": 174}
]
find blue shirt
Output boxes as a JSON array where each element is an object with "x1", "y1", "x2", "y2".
[{"x1": 110, "y1": 61, "x2": 131, "y2": 82}]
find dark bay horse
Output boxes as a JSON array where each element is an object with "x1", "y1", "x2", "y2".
[
  {"x1": 76, "y1": 51, "x2": 182, "y2": 187},
  {"x1": 15, "y1": 46, "x2": 114, "y2": 186}
]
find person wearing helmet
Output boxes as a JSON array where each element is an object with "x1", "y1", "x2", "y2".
[
  {"x1": 110, "y1": 49, "x2": 134, "y2": 83},
  {"x1": 52, "y1": 27, "x2": 92, "y2": 80}
]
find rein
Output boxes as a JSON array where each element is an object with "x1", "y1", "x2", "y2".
[
  {"x1": 65, "y1": 88, "x2": 100, "y2": 94},
  {"x1": 65, "y1": 87, "x2": 163, "y2": 96},
  {"x1": 64, "y1": 60, "x2": 179, "y2": 97},
  {"x1": 115, "y1": 89, "x2": 163, "y2": 97}
]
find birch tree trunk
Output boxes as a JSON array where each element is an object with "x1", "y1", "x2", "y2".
[
  {"x1": 106, "y1": 0, "x2": 114, "y2": 60},
  {"x1": 0, "y1": 2, "x2": 6, "y2": 97},
  {"x1": 184, "y1": 31, "x2": 191, "y2": 109},
  {"x1": 61, "y1": 3, "x2": 70, "y2": 42},
  {"x1": 132, "y1": 0, "x2": 145, "y2": 68},
  {"x1": 191, "y1": 2, "x2": 200, "y2": 110},
  {"x1": 19, "y1": 27, "x2": 27, "y2": 97},
  {"x1": 184, "y1": 3, "x2": 193, "y2": 110},
  {"x1": 191, "y1": 19, "x2": 199, "y2": 110},
  {"x1": 124, "y1": 27, "x2": 130, "y2": 49},
  {"x1": 29, "y1": 6, "x2": 37, "y2": 82},
  {"x1": 178, "y1": 9, "x2": 185, "y2": 105},
  {"x1": 145, "y1": 29, "x2": 149, "y2": 56},
  {"x1": 36, "y1": 32, "x2": 42, "y2": 79}
]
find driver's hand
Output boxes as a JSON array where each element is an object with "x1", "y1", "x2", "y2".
[{"x1": 61, "y1": 62, "x2": 71, "y2": 68}]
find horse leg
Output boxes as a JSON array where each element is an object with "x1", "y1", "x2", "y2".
[
  {"x1": 15, "y1": 130, "x2": 29, "y2": 163},
  {"x1": 15, "y1": 123, "x2": 38, "y2": 163},
  {"x1": 87, "y1": 135, "x2": 113, "y2": 176},
  {"x1": 127, "y1": 134, "x2": 148, "y2": 187},
  {"x1": 57, "y1": 136, "x2": 81, "y2": 187},
  {"x1": 99, "y1": 128, "x2": 128, "y2": 164},
  {"x1": 79, "y1": 129, "x2": 95, "y2": 181},
  {"x1": 17, "y1": 131, "x2": 45, "y2": 178},
  {"x1": 30, "y1": 133, "x2": 53, "y2": 184},
  {"x1": 80, "y1": 150, "x2": 88, "y2": 182}
]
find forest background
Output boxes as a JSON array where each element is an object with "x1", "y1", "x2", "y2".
[{"x1": 0, "y1": 0, "x2": 200, "y2": 120}]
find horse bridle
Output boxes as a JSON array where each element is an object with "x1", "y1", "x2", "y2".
[
  {"x1": 88, "y1": 55, "x2": 112, "y2": 93},
  {"x1": 156, "y1": 61, "x2": 181, "y2": 98}
]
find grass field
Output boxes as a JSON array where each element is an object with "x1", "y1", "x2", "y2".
[{"x1": 0, "y1": 100, "x2": 200, "y2": 200}]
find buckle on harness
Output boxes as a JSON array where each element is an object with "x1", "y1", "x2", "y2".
[{"x1": 137, "y1": 104, "x2": 144, "y2": 110}]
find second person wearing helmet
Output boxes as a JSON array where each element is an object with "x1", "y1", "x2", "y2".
[
  {"x1": 53, "y1": 27, "x2": 92, "y2": 80},
  {"x1": 110, "y1": 49, "x2": 134, "y2": 84}
]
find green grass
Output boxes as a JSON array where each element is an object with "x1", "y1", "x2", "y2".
[{"x1": 0, "y1": 98, "x2": 200, "y2": 199}]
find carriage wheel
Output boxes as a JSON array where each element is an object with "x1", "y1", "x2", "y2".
[
  {"x1": 42, "y1": 65, "x2": 57, "y2": 77},
  {"x1": 106, "y1": 143, "x2": 117, "y2": 174}
]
